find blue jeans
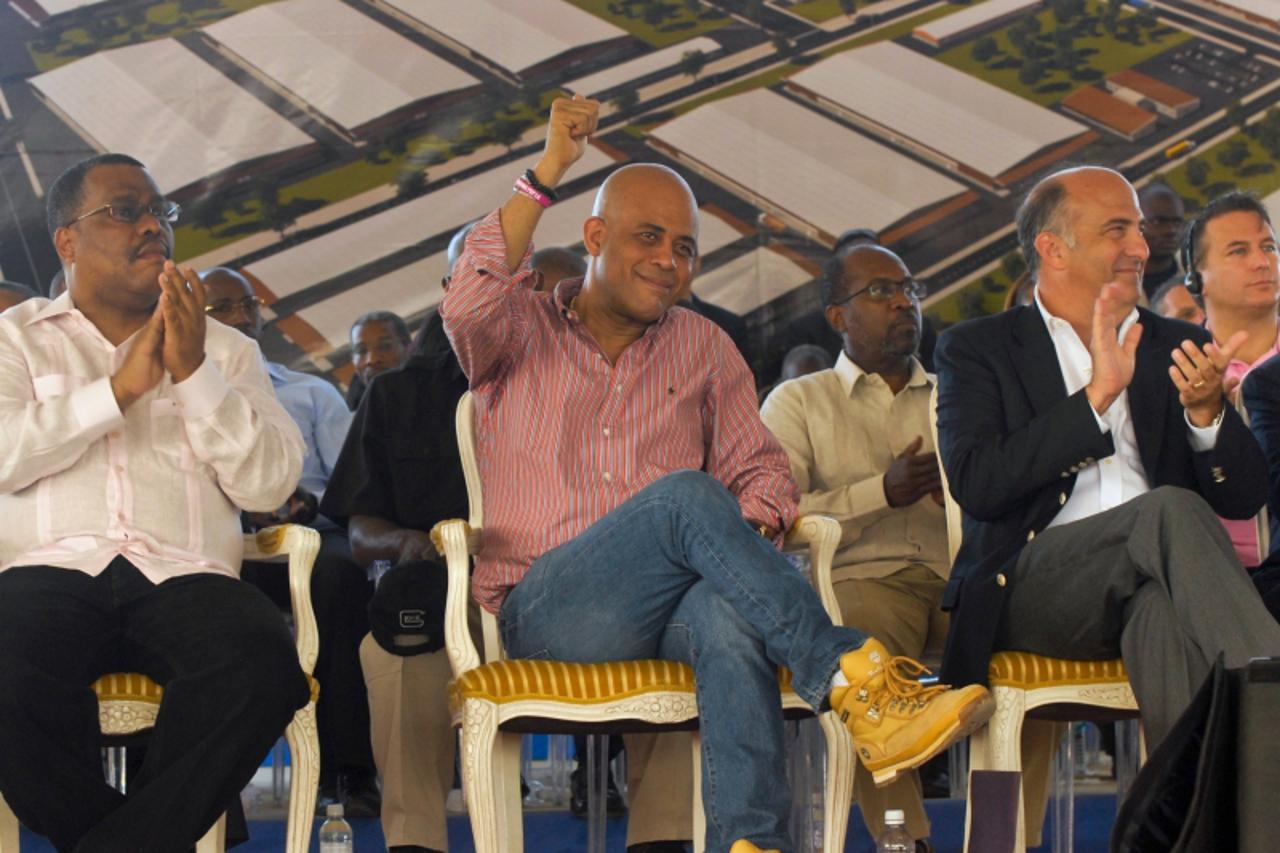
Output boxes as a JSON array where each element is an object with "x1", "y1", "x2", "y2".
[{"x1": 500, "y1": 470, "x2": 867, "y2": 853}]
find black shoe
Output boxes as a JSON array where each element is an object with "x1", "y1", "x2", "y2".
[
  {"x1": 339, "y1": 769, "x2": 382, "y2": 818},
  {"x1": 569, "y1": 767, "x2": 627, "y2": 819},
  {"x1": 315, "y1": 780, "x2": 339, "y2": 817},
  {"x1": 627, "y1": 843, "x2": 690, "y2": 852}
]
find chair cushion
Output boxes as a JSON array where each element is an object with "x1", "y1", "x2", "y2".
[
  {"x1": 989, "y1": 652, "x2": 1128, "y2": 689},
  {"x1": 92, "y1": 673, "x2": 164, "y2": 704},
  {"x1": 450, "y1": 659, "x2": 795, "y2": 713},
  {"x1": 91, "y1": 671, "x2": 320, "y2": 705}
]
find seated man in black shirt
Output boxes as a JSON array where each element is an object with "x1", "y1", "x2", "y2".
[{"x1": 321, "y1": 310, "x2": 469, "y2": 853}]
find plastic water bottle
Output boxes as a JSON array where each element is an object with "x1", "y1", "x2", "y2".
[
  {"x1": 318, "y1": 803, "x2": 353, "y2": 852},
  {"x1": 876, "y1": 808, "x2": 914, "y2": 852}
]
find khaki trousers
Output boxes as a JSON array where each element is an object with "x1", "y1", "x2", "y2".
[{"x1": 834, "y1": 564, "x2": 947, "y2": 842}]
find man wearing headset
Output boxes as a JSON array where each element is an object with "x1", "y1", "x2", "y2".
[{"x1": 1184, "y1": 191, "x2": 1280, "y2": 569}]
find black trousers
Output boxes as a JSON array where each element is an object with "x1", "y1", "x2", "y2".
[
  {"x1": 0, "y1": 558, "x2": 309, "y2": 853},
  {"x1": 241, "y1": 525, "x2": 375, "y2": 782}
]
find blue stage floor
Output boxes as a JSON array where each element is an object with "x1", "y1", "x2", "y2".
[{"x1": 19, "y1": 795, "x2": 1119, "y2": 851}]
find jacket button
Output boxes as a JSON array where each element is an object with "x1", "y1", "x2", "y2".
[
  {"x1": 1059, "y1": 492, "x2": 1067, "y2": 506},
  {"x1": 1027, "y1": 530, "x2": 1036, "y2": 542},
  {"x1": 996, "y1": 573, "x2": 1007, "y2": 587}
]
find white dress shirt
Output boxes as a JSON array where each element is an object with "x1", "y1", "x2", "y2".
[
  {"x1": 0, "y1": 294, "x2": 304, "y2": 582},
  {"x1": 1034, "y1": 291, "x2": 1218, "y2": 528}
]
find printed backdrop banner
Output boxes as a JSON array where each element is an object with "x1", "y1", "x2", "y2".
[{"x1": 1, "y1": 0, "x2": 1277, "y2": 384}]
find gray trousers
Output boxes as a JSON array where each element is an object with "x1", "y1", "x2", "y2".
[{"x1": 996, "y1": 485, "x2": 1280, "y2": 747}]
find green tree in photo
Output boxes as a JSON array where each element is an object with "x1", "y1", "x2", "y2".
[
  {"x1": 611, "y1": 87, "x2": 640, "y2": 112},
  {"x1": 972, "y1": 35, "x2": 999, "y2": 63},
  {"x1": 679, "y1": 48, "x2": 708, "y2": 81},
  {"x1": 1185, "y1": 157, "x2": 1210, "y2": 188}
]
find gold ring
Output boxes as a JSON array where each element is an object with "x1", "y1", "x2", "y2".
[{"x1": 1192, "y1": 380, "x2": 1207, "y2": 389}]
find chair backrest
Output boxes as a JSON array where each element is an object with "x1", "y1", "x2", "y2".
[
  {"x1": 928, "y1": 384, "x2": 964, "y2": 564},
  {"x1": 455, "y1": 391, "x2": 504, "y2": 663}
]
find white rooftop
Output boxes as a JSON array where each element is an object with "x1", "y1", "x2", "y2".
[
  {"x1": 203, "y1": 0, "x2": 478, "y2": 131},
  {"x1": 1211, "y1": 0, "x2": 1280, "y2": 22},
  {"x1": 649, "y1": 88, "x2": 965, "y2": 237},
  {"x1": 914, "y1": 0, "x2": 1042, "y2": 41},
  {"x1": 693, "y1": 247, "x2": 814, "y2": 316},
  {"x1": 788, "y1": 42, "x2": 1086, "y2": 179},
  {"x1": 380, "y1": 0, "x2": 628, "y2": 73},
  {"x1": 246, "y1": 146, "x2": 618, "y2": 301},
  {"x1": 29, "y1": 40, "x2": 312, "y2": 194},
  {"x1": 290, "y1": 195, "x2": 744, "y2": 350},
  {"x1": 566, "y1": 37, "x2": 721, "y2": 96},
  {"x1": 33, "y1": 0, "x2": 107, "y2": 16}
]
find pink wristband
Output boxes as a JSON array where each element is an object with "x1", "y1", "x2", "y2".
[{"x1": 514, "y1": 176, "x2": 552, "y2": 208}]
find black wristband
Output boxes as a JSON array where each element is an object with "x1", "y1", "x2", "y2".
[{"x1": 523, "y1": 168, "x2": 559, "y2": 202}]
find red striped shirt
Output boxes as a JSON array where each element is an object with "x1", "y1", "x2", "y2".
[{"x1": 442, "y1": 210, "x2": 799, "y2": 613}]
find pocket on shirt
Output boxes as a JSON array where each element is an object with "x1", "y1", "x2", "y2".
[
  {"x1": 31, "y1": 373, "x2": 88, "y2": 400},
  {"x1": 149, "y1": 398, "x2": 198, "y2": 472}
]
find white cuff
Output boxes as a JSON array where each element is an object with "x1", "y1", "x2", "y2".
[
  {"x1": 171, "y1": 357, "x2": 228, "y2": 420},
  {"x1": 69, "y1": 377, "x2": 125, "y2": 436},
  {"x1": 1185, "y1": 409, "x2": 1222, "y2": 452}
]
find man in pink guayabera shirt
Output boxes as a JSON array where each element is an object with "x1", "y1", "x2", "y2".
[{"x1": 0, "y1": 154, "x2": 308, "y2": 852}]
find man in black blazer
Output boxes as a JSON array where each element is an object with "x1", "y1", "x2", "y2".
[{"x1": 934, "y1": 166, "x2": 1280, "y2": 747}]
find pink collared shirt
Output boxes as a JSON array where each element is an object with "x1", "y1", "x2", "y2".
[
  {"x1": 442, "y1": 210, "x2": 799, "y2": 614},
  {"x1": 1221, "y1": 325, "x2": 1280, "y2": 567},
  {"x1": 0, "y1": 293, "x2": 305, "y2": 582}
]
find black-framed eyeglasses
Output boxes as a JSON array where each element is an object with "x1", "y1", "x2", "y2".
[
  {"x1": 66, "y1": 200, "x2": 181, "y2": 228},
  {"x1": 833, "y1": 277, "x2": 927, "y2": 305},
  {"x1": 205, "y1": 296, "x2": 265, "y2": 316}
]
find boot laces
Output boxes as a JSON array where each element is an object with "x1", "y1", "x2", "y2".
[{"x1": 881, "y1": 656, "x2": 947, "y2": 710}]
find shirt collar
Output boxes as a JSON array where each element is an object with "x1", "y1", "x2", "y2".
[
  {"x1": 24, "y1": 291, "x2": 75, "y2": 326},
  {"x1": 1034, "y1": 286, "x2": 1139, "y2": 342},
  {"x1": 266, "y1": 360, "x2": 288, "y2": 384},
  {"x1": 554, "y1": 276, "x2": 673, "y2": 332},
  {"x1": 833, "y1": 349, "x2": 932, "y2": 397}
]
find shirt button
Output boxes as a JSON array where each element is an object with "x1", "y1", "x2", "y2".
[
  {"x1": 602, "y1": 472, "x2": 612, "y2": 482},
  {"x1": 602, "y1": 427, "x2": 610, "y2": 437},
  {"x1": 615, "y1": 383, "x2": 623, "y2": 393}
]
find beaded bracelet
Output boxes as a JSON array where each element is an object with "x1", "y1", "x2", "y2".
[
  {"x1": 522, "y1": 168, "x2": 559, "y2": 202},
  {"x1": 514, "y1": 176, "x2": 552, "y2": 208}
]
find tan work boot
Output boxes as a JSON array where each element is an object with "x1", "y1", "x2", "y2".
[
  {"x1": 729, "y1": 841, "x2": 781, "y2": 853},
  {"x1": 831, "y1": 638, "x2": 994, "y2": 786}
]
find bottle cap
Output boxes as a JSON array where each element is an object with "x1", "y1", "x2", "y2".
[
  {"x1": 885, "y1": 808, "x2": 906, "y2": 824},
  {"x1": 326, "y1": 803, "x2": 344, "y2": 817}
]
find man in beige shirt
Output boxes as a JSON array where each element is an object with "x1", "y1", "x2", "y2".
[{"x1": 761, "y1": 244, "x2": 945, "y2": 849}]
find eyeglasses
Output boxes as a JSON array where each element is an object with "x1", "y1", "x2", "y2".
[
  {"x1": 66, "y1": 200, "x2": 181, "y2": 228},
  {"x1": 833, "y1": 277, "x2": 927, "y2": 305},
  {"x1": 205, "y1": 296, "x2": 265, "y2": 316},
  {"x1": 1143, "y1": 216, "x2": 1184, "y2": 229}
]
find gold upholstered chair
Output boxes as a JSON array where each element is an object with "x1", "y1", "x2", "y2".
[
  {"x1": 0, "y1": 524, "x2": 322, "y2": 853},
  {"x1": 432, "y1": 391, "x2": 857, "y2": 853},
  {"x1": 927, "y1": 385, "x2": 1140, "y2": 852}
]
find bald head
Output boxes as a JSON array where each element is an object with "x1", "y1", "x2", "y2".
[
  {"x1": 579, "y1": 163, "x2": 700, "y2": 328},
  {"x1": 1019, "y1": 166, "x2": 1147, "y2": 313},
  {"x1": 201, "y1": 267, "x2": 261, "y2": 339},
  {"x1": 592, "y1": 163, "x2": 698, "y2": 223}
]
